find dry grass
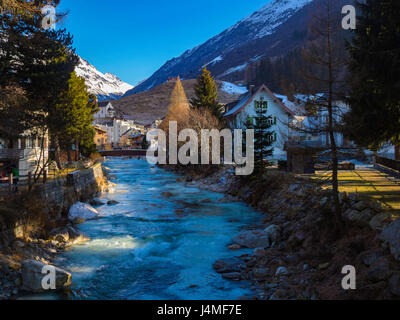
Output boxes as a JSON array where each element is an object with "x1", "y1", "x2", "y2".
[
  {"x1": 113, "y1": 79, "x2": 242, "y2": 125},
  {"x1": 312, "y1": 168, "x2": 400, "y2": 217}
]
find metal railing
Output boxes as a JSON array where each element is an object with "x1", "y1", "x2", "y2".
[{"x1": 0, "y1": 149, "x2": 24, "y2": 160}]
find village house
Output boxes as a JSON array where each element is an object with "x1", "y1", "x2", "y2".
[
  {"x1": 94, "y1": 126, "x2": 109, "y2": 150},
  {"x1": 224, "y1": 85, "x2": 354, "y2": 161},
  {"x1": 120, "y1": 128, "x2": 145, "y2": 149},
  {"x1": 0, "y1": 128, "x2": 49, "y2": 183},
  {"x1": 224, "y1": 84, "x2": 298, "y2": 160},
  {"x1": 93, "y1": 101, "x2": 116, "y2": 120}
]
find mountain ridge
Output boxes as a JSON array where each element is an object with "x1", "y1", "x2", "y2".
[
  {"x1": 125, "y1": 0, "x2": 314, "y2": 96},
  {"x1": 75, "y1": 57, "x2": 134, "y2": 101}
]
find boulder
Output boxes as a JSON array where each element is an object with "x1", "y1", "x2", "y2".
[
  {"x1": 275, "y1": 266, "x2": 288, "y2": 276},
  {"x1": 253, "y1": 248, "x2": 265, "y2": 257},
  {"x1": 222, "y1": 272, "x2": 241, "y2": 280},
  {"x1": 68, "y1": 202, "x2": 99, "y2": 224},
  {"x1": 253, "y1": 267, "x2": 269, "y2": 280},
  {"x1": 264, "y1": 225, "x2": 281, "y2": 243},
  {"x1": 213, "y1": 258, "x2": 244, "y2": 274},
  {"x1": 353, "y1": 200, "x2": 369, "y2": 212},
  {"x1": 21, "y1": 260, "x2": 72, "y2": 293},
  {"x1": 369, "y1": 212, "x2": 392, "y2": 231},
  {"x1": 365, "y1": 257, "x2": 393, "y2": 282},
  {"x1": 48, "y1": 228, "x2": 70, "y2": 243},
  {"x1": 360, "y1": 249, "x2": 385, "y2": 267},
  {"x1": 107, "y1": 200, "x2": 119, "y2": 206},
  {"x1": 89, "y1": 199, "x2": 105, "y2": 206},
  {"x1": 232, "y1": 230, "x2": 270, "y2": 249},
  {"x1": 379, "y1": 219, "x2": 400, "y2": 261},
  {"x1": 344, "y1": 208, "x2": 373, "y2": 225}
]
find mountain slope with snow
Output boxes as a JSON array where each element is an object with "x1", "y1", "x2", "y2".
[
  {"x1": 75, "y1": 58, "x2": 134, "y2": 101},
  {"x1": 127, "y1": 0, "x2": 315, "y2": 95}
]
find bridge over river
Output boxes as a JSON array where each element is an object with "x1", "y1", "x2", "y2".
[{"x1": 99, "y1": 149, "x2": 148, "y2": 157}]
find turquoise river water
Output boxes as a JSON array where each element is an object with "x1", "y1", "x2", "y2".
[{"x1": 25, "y1": 157, "x2": 260, "y2": 300}]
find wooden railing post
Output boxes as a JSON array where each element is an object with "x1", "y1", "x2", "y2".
[
  {"x1": 9, "y1": 173, "x2": 13, "y2": 193},
  {"x1": 28, "y1": 171, "x2": 32, "y2": 191}
]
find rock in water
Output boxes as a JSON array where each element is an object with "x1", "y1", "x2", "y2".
[
  {"x1": 232, "y1": 230, "x2": 270, "y2": 249},
  {"x1": 68, "y1": 202, "x2": 99, "y2": 224},
  {"x1": 213, "y1": 257, "x2": 244, "y2": 274},
  {"x1": 89, "y1": 199, "x2": 105, "y2": 206},
  {"x1": 21, "y1": 260, "x2": 72, "y2": 293},
  {"x1": 264, "y1": 225, "x2": 281, "y2": 243},
  {"x1": 107, "y1": 200, "x2": 120, "y2": 206}
]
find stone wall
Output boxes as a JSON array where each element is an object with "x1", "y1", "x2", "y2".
[{"x1": 0, "y1": 163, "x2": 107, "y2": 246}]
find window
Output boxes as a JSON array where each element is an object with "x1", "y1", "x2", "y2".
[{"x1": 254, "y1": 100, "x2": 268, "y2": 113}]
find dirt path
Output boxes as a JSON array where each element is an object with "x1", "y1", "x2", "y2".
[{"x1": 315, "y1": 165, "x2": 400, "y2": 217}]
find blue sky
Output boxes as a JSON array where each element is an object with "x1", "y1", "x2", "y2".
[{"x1": 57, "y1": 0, "x2": 271, "y2": 85}]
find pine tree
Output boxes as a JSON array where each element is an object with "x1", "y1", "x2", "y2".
[
  {"x1": 190, "y1": 67, "x2": 223, "y2": 119},
  {"x1": 344, "y1": 0, "x2": 400, "y2": 158},
  {"x1": 244, "y1": 100, "x2": 274, "y2": 173},
  {"x1": 55, "y1": 72, "x2": 97, "y2": 160}
]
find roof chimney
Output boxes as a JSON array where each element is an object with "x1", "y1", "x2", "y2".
[{"x1": 249, "y1": 85, "x2": 255, "y2": 95}]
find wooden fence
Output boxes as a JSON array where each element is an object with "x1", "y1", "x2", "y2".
[{"x1": 375, "y1": 156, "x2": 400, "y2": 172}]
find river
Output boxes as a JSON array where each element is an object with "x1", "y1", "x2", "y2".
[{"x1": 33, "y1": 158, "x2": 260, "y2": 300}]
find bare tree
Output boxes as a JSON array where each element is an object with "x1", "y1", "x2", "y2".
[{"x1": 293, "y1": 0, "x2": 350, "y2": 228}]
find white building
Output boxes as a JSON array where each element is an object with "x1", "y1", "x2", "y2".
[
  {"x1": 224, "y1": 86, "x2": 353, "y2": 160},
  {"x1": 93, "y1": 101, "x2": 116, "y2": 120},
  {"x1": 96, "y1": 118, "x2": 144, "y2": 146},
  {"x1": 224, "y1": 85, "x2": 297, "y2": 159},
  {"x1": 0, "y1": 129, "x2": 49, "y2": 182}
]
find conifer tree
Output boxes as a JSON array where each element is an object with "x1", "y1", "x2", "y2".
[
  {"x1": 55, "y1": 72, "x2": 97, "y2": 160},
  {"x1": 162, "y1": 76, "x2": 190, "y2": 127},
  {"x1": 244, "y1": 100, "x2": 274, "y2": 173},
  {"x1": 190, "y1": 67, "x2": 223, "y2": 119},
  {"x1": 344, "y1": 0, "x2": 400, "y2": 159}
]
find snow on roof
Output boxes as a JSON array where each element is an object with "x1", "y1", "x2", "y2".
[{"x1": 224, "y1": 85, "x2": 295, "y2": 117}]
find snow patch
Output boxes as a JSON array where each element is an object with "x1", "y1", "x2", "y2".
[
  {"x1": 75, "y1": 57, "x2": 134, "y2": 101},
  {"x1": 221, "y1": 82, "x2": 248, "y2": 95}
]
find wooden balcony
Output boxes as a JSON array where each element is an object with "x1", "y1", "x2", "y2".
[{"x1": 0, "y1": 149, "x2": 24, "y2": 160}]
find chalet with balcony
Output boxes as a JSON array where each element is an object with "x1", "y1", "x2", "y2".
[{"x1": 0, "y1": 128, "x2": 49, "y2": 183}]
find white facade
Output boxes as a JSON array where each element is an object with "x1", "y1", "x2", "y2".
[
  {"x1": 96, "y1": 119, "x2": 143, "y2": 145},
  {"x1": 93, "y1": 102, "x2": 115, "y2": 120},
  {"x1": 0, "y1": 133, "x2": 49, "y2": 181},
  {"x1": 225, "y1": 85, "x2": 296, "y2": 159},
  {"x1": 300, "y1": 100, "x2": 351, "y2": 148}
]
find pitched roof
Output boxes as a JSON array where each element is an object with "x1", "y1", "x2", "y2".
[
  {"x1": 224, "y1": 84, "x2": 295, "y2": 117},
  {"x1": 98, "y1": 101, "x2": 113, "y2": 108}
]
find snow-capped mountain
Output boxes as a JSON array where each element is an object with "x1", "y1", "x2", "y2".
[
  {"x1": 127, "y1": 0, "x2": 316, "y2": 95},
  {"x1": 75, "y1": 57, "x2": 134, "y2": 101}
]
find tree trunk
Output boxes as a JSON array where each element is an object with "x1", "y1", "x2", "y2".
[
  {"x1": 53, "y1": 136, "x2": 63, "y2": 170},
  {"x1": 395, "y1": 143, "x2": 400, "y2": 161},
  {"x1": 75, "y1": 139, "x2": 80, "y2": 161},
  {"x1": 326, "y1": 2, "x2": 343, "y2": 229}
]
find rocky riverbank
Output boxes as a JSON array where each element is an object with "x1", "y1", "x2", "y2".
[
  {"x1": 0, "y1": 163, "x2": 114, "y2": 299},
  {"x1": 184, "y1": 167, "x2": 400, "y2": 300}
]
